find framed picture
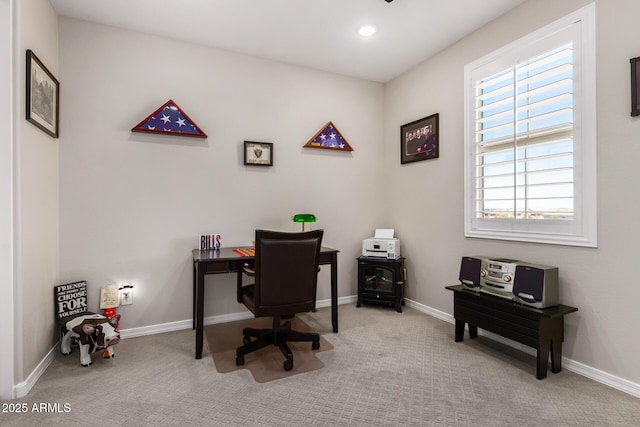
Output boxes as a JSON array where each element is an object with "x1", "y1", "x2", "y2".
[
  {"x1": 631, "y1": 57, "x2": 640, "y2": 117},
  {"x1": 400, "y1": 113, "x2": 439, "y2": 164},
  {"x1": 244, "y1": 141, "x2": 273, "y2": 166},
  {"x1": 26, "y1": 49, "x2": 59, "y2": 138},
  {"x1": 99, "y1": 285, "x2": 120, "y2": 309},
  {"x1": 131, "y1": 99, "x2": 207, "y2": 138},
  {"x1": 304, "y1": 121, "x2": 354, "y2": 151}
]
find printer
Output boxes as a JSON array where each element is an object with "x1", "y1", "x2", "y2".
[{"x1": 362, "y1": 229, "x2": 401, "y2": 259}]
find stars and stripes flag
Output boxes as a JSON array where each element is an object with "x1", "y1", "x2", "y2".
[
  {"x1": 131, "y1": 99, "x2": 207, "y2": 138},
  {"x1": 305, "y1": 121, "x2": 353, "y2": 151}
]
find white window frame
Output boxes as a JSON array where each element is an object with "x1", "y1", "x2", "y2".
[{"x1": 463, "y1": 3, "x2": 597, "y2": 247}]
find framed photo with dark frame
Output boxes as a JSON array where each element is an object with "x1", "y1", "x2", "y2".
[
  {"x1": 631, "y1": 57, "x2": 640, "y2": 117},
  {"x1": 244, "y1": 141, "x2": 273, "y2": 166},
  {"x1": 400, "y1": 113, "x2": 439, "y2": 164},
  {"x1": 26, "y1": 49, "x2": 59, "y2": 138}
]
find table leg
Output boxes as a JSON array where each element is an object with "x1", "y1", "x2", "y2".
[
  {"x1": 550, "y1": 318, "x2": 564, "y2": 373},
  {"x1": 237, "y1": 268, "x2": 243, "y2": 303},
  {"x1": 331, "y1": 253, "x2": 338, "y2": 333},
  {"x1": 195, "y1": 263, "x2": 206, "y2": 359},
  {"x1": 536, "y1": 340, "x2": 550, "y2": 380},
  {"x1": 469, "y1": 325, "x2": 478, "y2": 339},
  {"x1": 455, "y1": 320, "x2": 465, "y2": 342},
  {"x1": 550, "y1": 340, "x2": 563, "y2": 373},
  {"x1": 192, "y1": 261, "x2": 196, "y2": 330}
]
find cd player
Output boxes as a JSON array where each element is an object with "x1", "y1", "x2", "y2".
[{"x1": 480, "y1": 258, "x2": 519, "y2": 300}]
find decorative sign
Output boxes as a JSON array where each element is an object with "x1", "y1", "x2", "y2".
[
  {"x1": 200, "y1": 234, "x2": 222, "y2": 250},
  {"x1": 131, "y1": 99, "x2": 207, "y2": 138},
  {"x1": 54, "y1": 281, "x2": 88, "y2": 320},
  {"x1": 304, "y1": 121, "x2": 353, "y2": 151}
]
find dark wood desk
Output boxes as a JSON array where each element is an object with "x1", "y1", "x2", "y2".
[
  {"x1": 446, "y1": 285, "x2": 578, "y2": 379},
  {"x1": 192, "y1": 246, "x2": 339, "y2": 359}
]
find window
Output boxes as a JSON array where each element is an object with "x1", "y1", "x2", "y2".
[{"x1": 464, "y1": 4, "x2": 596, "y2": 247}]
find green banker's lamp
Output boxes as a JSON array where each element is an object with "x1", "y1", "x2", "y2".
[{"x1": 292, "y1": 213, "x2": 316, "y2": 231}]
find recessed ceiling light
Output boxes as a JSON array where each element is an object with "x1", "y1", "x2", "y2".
[{"x1": 357, "y1": 25, "x2": 377, "y2": 37}]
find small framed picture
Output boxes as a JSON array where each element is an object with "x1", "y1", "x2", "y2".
[
  {"x1": 400, "y1": 113, "x2": 439, "y2": 164},
  {"x1": 631, "y1": 57, "x2": 640, "y2": 117},
  {"x1": 26, "y1": 49, "x2": 59, "y2": 138},
  {"x1": 99, "y1": 285, "x2": 120, "y2": 309},
  {"x1": 244, "y1": 141, "x2": 273, "y2": 166}
]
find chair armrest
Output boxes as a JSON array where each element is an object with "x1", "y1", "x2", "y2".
[
  {"x1": 237, "y1": 262, "x2": 256, "y2": 303},
  {"x1": 242, "y1": 263, "x2": 255, "y2": 277}
]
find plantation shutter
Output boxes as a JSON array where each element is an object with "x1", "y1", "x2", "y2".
[{"x1": 473, "y1": 43, "x2": 574, "y2": 220}]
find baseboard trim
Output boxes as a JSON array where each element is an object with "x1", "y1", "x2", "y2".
[
  {"x1": 14, "y1": 344, "x2": 57, "y2": 399},
  {"x1": 561, "y1": 358, "x2": 640, "y2": 399},
  {"x1": 120, "y1": 311, "x2": 255, "y2": 339},
  {"x1": 316, "y1": 295, "x2": 358, "y2": 308},
  {"x1": 120, "y1": 296, "x2": 357, "y2": 339},
  {"x1": 120, "y1": 295, "x2": 358, "y2": 339},
  {"x1": 22, "y1": 295, "x2": 640, "y2": 400},
  {"x1": 405, "y1": 297, "x2": 640, "y2": 399}
]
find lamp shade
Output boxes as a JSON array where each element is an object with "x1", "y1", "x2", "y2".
[{"x1": 292, "y1": 213, "x2": 316, "y2": 223}]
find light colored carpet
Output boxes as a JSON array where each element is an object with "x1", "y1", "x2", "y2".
[
  {"x1": 1, "y1": 304, "x2": 639, "y2": 426},
  {"x1": 205, "y1": 316, "x2": 333, "y2": 382}
]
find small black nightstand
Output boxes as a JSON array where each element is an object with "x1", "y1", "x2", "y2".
[{"x1": 356, "y1": 256, "x2": 406, "y2": 312}]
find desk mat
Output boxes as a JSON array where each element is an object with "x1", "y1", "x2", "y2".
[{"x1": 205, "y1": 316, "x2": 333, "y2": 383}]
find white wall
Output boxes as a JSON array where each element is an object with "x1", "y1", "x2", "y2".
[
  {"x1": 58, "y1": 18, "x2": 385, "y2": 330},
  {"x1": 385, "y1": 0, "x2": 640, "y2": 385},
  {"x1": 0, "y1": 0, "x2": 15, "y2": 400},
  {"x1": 15, "y1": 0, "x2": 59, "y2": 386}
]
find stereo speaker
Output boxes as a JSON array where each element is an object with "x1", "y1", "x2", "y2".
[
  {"x1": 459, "y1": 256, "x2": 484, "y2": 290},
  {"x1": 513, "y1": 263, "x2": 559, "y2": 308}
]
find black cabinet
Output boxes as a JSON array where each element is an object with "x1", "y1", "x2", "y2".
[{"x1": 357, "y1": 256, "x2": 405, "y2": 312}]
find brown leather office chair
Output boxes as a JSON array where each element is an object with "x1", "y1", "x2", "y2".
[{"x1": 235, "y1": 229, "x2": 324, "y2": 371}]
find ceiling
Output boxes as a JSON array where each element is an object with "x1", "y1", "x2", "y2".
[{"x1": 49, "y1": 0, "x2": 526, "y2": 83}]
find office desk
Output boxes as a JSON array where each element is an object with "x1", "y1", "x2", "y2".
[{"x1": 192, "y1": 246, "x2": 339, "y2": 359}]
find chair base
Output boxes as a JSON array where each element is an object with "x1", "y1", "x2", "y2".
[{"x1": 235, "y1": 319, "x2": 320, "y2": 371}]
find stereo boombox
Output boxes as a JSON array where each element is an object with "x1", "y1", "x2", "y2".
[{"x1": 458, "y1": 256, "x2": 559, "y2": 308}]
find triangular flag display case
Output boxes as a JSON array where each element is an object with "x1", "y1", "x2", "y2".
[
  {"x1": 131, "y1": 99, "x2": 207, "y2": 138},
  {"x1": 304, "y1": 121, "x2": 353, "y2": 151}
]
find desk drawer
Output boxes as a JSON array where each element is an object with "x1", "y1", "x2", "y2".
[{"x1": 203, "y1": 261, "x2": 231, "y2": 274}]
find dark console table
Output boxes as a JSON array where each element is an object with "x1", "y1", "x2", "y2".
[{"x1": 446, "y1": 285, "x2": 578, "y2": 380}]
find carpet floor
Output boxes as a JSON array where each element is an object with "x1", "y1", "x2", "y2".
[{"x1": 1, "y1": 304, "x2": 639, "y2": 426}]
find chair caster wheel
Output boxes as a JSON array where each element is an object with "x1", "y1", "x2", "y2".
[
  {"x1": 236, "y1": 355, "x2": 245, "y2": 366},
  {"x1": 283, "y1": 359, "x2": 293, "y2": 371},
  {"x1": 312, "y1": 340, "x2": 320, "y2": 350},
  {"x1": 243, "y1": 336, "x2": 251, "y2": 345}
]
